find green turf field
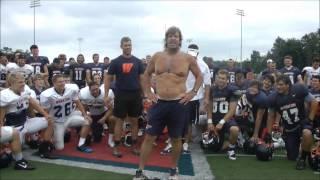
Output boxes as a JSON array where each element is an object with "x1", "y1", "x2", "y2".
[
  {"x1": 207, "y1": 155, "x2": 319, "y2": 180},
  {"x1": 0, "y1": 156, "x2": 319, "y2": 180},
  {"x1": 0, "y1": 161, "x2": 132, "y2": 180}
]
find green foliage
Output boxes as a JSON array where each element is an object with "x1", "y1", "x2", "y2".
[{"x1": 247, "y1": 28, "x2": 320, "y2": 71}]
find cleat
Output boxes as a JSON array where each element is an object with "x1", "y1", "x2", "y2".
[
  {"x1": 227, "y1": 150, "x2": 237, "y2": 160},
  {"x1": 14, "y1": 159, "x2": 35, "y2": 170},
  {"x1": 296, "y1": 158, "x2": 306, "y2": 170}
]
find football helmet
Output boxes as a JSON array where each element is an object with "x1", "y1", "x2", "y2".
[
  {"x1": 200, "y1": 131, "x2": 220, "y2": 152},
  {"x1": 313, "y1": 127, "x2": 320, "y2": 141},
  {"x1": 308, "y1": 145, "x2": 320, "y2": 171},
  {"x1": 271, "y1": 124, "x2": 285, "y2": 149},
  {"x1": 256, "y1": 140, "x2": 274, "y2": 161},
  {"x1": 0, "y1": 152, "x2": 12, "y2": 169},
  {"x1": 243, "y1": 139, "x2": 257, "y2": 154}
]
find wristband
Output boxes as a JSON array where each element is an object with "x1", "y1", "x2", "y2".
[
  {"x1": 219, "y1": 119, "x2": 226, "y2": 125},
  {"x1": 207, "y1": 118, "x2": 213, "y2": 124}
]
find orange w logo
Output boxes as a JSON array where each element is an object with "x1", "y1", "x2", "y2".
[{"x1": 122, "y1": 63, "x2": 133, "y2": 73}]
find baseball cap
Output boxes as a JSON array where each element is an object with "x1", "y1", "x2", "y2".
[
  {"x1": 187, "y1": 44, "x2": 199, "y2": 57},
  {"x1": 187, "y1": 49, "x2": 198, "y2": 57},
  {"x1": 267, "y1": 59, "x2": 273, "y2": 64}
]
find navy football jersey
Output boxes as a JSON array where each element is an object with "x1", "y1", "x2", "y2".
[
  {"x1": 268, "y1": 84, "x2": 309, "y2": 131},
  {"x1": 48, "y1": 65, "x2": 64, "y2": 86},
  {"x1": 279, "y1": 66, "x2": 301, "y2": 84},
  {"x1": 87, "y1": 63, "x2": 105, "y2": 80},
  {"x1": 70, "y1": 63, "x2": 87, "y2": 83},
  {"x1": 26, "y1": 56, "x2": 49, "y2": 74},
  {"x1": 210, "y1": 84, "x2": 240, "y2": 123},
  {"x1": 227, "y1": 67, "x2": 240, "y2": 84}
]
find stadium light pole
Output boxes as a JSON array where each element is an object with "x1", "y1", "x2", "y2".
[
  {"x1": 236, "y1": 9, "x2": 245, "y2": 69},
  {"x1": 30, "y1": 0, "x2": 40, "y2": 45},
  {"x1": 77, "y1": 37, "x2": 83, "y2": 53}
]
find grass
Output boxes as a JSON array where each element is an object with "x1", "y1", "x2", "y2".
[
  {"x1": 0, "y1": 161, "x2": 132, "y2": 180},
  {"x1": 1, "y1": 155, "x2": 319, "y2": 180},
  {"x1": 206, "y1": 155, "x2": 319, "y2": 180}
]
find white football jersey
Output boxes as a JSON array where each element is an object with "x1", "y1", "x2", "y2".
[
  {"x1": 40, "y1": 84, "x2": 79, "y2": 123},
  {"x1": 0, "y1": 88, "x2": 31, "y2": 126},
  {"x1": 6, "y1": 63, "x2": 34, "y2": 80},
  {"x1": 0, "y1": 64, "x2": 7, "y2": 87},
  {"x1": 302, "y1": 66, "x2": 320, "y2": 86},
  {"x1": 79, "y1": 86, "x2": 114, "y2": 116}
]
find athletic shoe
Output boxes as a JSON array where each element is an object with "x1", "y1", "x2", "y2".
[
  {"x1": 227, "y1": 150, "x2": 237, "y2": 160},
  {"x1": 77, "y1": 145, "x2": 93, "y2": 153},
  {"x1": 296, "y1": 158, "x2": 306, "y2": 170},
  {"x1": 168, "y1": 167, "x2": 179, "y2": 180},
  {"x1": 14, "y1": 159, "x2": 35, "y2": 170},
  {"x1": 160, "y1": 144, "x2": 172, "y2": 155}
]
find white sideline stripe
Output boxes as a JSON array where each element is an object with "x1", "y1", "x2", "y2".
[
  {"x1": 205, "y1": 153, "x2": 287, "y2": 158},
  {"x1": 23, "y1": 147, "x2": 215, "y2": 180}
]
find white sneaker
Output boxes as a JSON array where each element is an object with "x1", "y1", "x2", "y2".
[
  {"x1": 168, "y1": 167, "x2": 179, "y2": 180},
  {"x1": 160, "y1": 143, "x2": 172, "y2": 155},
  {"x1": 227, "y1": 150, "x2": 237, "y2": 160},
  {"x1": 108, "y1": 140, "x2": 115, "y2": 148},
  {"x1": 138, "y1": 129, "x2": 144, "y2": 137}
]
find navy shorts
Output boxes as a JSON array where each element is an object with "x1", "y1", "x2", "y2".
[
  {"x1": 187, "y1": 100, "x2": 200, "y2": 124},
  {"x1": 146, "y1": 99, "x2": 188, "y2": 138},
  {"x1": 214, "y1": 119, "x2": 238, "y2": 151}
]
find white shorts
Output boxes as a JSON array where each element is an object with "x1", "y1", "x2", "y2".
[
  {"x1": 0, "y1": 126, "x2": 14, "y2": 144},
  {"x1": 54, "y1": 111, "x2": 88, "y2": 150},
  {"x1": 15, "y1": 117, "x2": 48, "y2": 144}
]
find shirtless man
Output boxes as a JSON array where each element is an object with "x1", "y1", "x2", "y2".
[{"x1": 133, "y1": 26, "x2": 203, "y2": 180}]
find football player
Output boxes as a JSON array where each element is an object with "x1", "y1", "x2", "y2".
[
  {"x1": 40, "y1": 74, "x2": 93, "y2": 153},
  {"x1": 0, "y1": 72, "x2": 55, "y2": 159},
  {"x1": 86, "y1": 53, "x2": 105, "y2": 84},
  {"x1": 79, "y1": 81, "x2": 115, "y2": 146},
  {"x1": 279, "y1": 55, "x2": 303, "y2": 84},
  {"x1": 267, "y1": 75, "x2": 317, "y2": 170},
  {"x1": 69, "y1": 54, "x2": 87, "y2": 89},
  {"x1": 207, "y1": 69, "x2": 240, "y2": 160}
]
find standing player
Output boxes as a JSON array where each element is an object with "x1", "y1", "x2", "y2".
[
  {"x1": 79, "y1": 82, "x2": 115, "y2": 146},
  {"x1": 302, "y1": 56, "x2": 320, "y2": 87},
  {"x1": 26, "y1": 45, "x2": 49, "y2": 77},
  {"x1": 226, "y1": 58, "x2": 239, "y2": 84},
  {"x1": 6, "y1": 54, "x2": 34, "y2": 85},
  {"x1": 0, "y1": 53, "x2": 9, "y2": 89},
  {"x1": 207, "y1": 69, "x2": 240, "y2": 160},
  {"x1": 40, "y1": 74, "x2": 93, "y2": 153},
  {"x1": 279, "y1": 55, "x2": 303, "y2": 84},
  {"x1": 48, "y1": 58, "x2": 64, "y2": 86},
  {"x1": 86, "y1": 53, "x2": 105, "y2": 84},
  {"x1": 70, "y1": 54, "x2": 87, "y2": 89},
  {"x1": 267, "y1": 75, "x2": 317, "y2": 170}
]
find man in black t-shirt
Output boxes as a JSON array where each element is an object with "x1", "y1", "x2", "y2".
[{"x1": 104, "y1": 37, "x2": 144, "y2": 158}]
